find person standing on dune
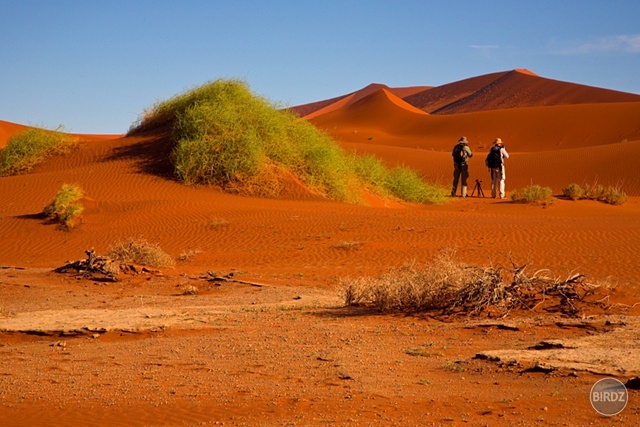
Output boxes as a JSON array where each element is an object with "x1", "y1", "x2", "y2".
[
  {"x1": 486, "y1": 138, "x2": 510, "y2": 199},
  {"x1": 451, "y1": 136, "x2": 473, "y2": 197}
]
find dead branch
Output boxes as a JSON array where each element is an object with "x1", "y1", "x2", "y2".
[
  {"x1": 54, "y1": 249, "x2": 159, "y2": 282},
  {"x1": 206, "y1": 271, "x2": 266, "y2": 287}
]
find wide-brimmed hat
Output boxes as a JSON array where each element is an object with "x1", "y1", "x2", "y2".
[
  {"x1": 459, "y1": 136, "x2": 468, "y2": 144},
  {"x1": 494, "y1": 138, "x2": 503, "y2": 145}
]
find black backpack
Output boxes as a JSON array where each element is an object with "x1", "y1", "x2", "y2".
[
  {"x1": 452, "y1": 144, "x2": 466, "y2": 163},
  {"x1": 486, "y1": 146, "x2": 502, "y2": 168}
]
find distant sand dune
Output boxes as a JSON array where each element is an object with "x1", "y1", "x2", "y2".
[
  {"x1": 404, "y1": 69, "x2": 640, "y2": 114},
  {"x1": 311, "y1": 98, "x2": 640, "y2": 153}
]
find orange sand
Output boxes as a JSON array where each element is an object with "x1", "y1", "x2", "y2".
[{"x1": 1, "y1": 70, "x2": 639, "y2": 426}]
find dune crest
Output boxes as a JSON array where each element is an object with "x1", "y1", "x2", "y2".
[
  {"x1": 291, "y1": 83, "x2": 432, "y2": 119},
  {"x1": 403, "y1": 69, "x2": 640, "y2": 114},
  {"x1": 0, "y1": 120, "x2": 29, "y2": 148},
  {"x1": 514, "y1": 68, "x2": 539, "y2": 76}
]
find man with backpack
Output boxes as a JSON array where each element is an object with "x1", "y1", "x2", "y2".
[
  {"x1": 451, "y1": 136, "x2": 473, "y2": 197},
  {"x1": 485, "y1": 138, "x2": 510, "y2": 199}
]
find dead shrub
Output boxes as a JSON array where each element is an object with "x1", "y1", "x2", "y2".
[
  {"x1": 342, "y1": 250, "x2": 604, "y2": 317},
  {"x1": 181, "y1": 285, "x2": 199, "y2": 295},
  {"x1": 108, "y1": 238, "x2": 175, "y2": 268}
]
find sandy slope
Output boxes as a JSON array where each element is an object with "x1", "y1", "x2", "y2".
[
  {"x1": 1, "y1": 70, "x2": 640, "y2": 425},
  {"x1": 0, "y1": 120, "x2": 29, "y2": 148},
  {"x1": 404, "y1": 69, "x2": 640, "y2": 114},
  {"x1": 1, "y1": 129, "x2": 639, "y2": 285}
]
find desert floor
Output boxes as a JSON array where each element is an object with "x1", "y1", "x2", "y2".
[
  {"x1": 1, "y1": 135, "x2": 640, "y2": 425},
  {"x1": 1, "y1": 260, "x2": 639, "y2": 427}
]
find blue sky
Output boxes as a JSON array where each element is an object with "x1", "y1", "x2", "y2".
[{"x1": 1, "y1": 0, "x2": 639, "y2": 134}]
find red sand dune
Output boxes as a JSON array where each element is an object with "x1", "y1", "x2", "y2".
[
  {"x1": 306, "y1": 71, "x2": 640, "y2": 196},
  {"x1": 2, "y1": 70, "x2": 640, "y2": 426},
  {"x1": 403, "y1": 69, "x2": 640, "y2": 114},
  {"x1": 0, "y1": 120, "x2": 29, "y2": 148},
  {"x1": 290, "y1": 83, "x2": 431, "y2": 118}
]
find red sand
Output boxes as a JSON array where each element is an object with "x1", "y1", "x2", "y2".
[{"x1": 1, "y1": 70, "x2": 639, "y2": 426}]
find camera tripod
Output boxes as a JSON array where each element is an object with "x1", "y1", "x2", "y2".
[{"x1": 471, "y1": 179, "x2": 484, "y2": 197}]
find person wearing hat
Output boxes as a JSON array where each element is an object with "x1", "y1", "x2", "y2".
[
  {"x1": 486, "y1": 138, "x2": 510, "y2": 199},
  {"x1": 451, "y1": 136, "x2": 473, "y2": 197}
]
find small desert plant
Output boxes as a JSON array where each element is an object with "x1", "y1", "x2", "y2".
[
  {"x1": 442, "y1": 362, "x2": 465, "y2": 373},
  {"x1": 332, "y1": 241, "x2": 363, "y2": 251},
  {"x1": 405, "y1": 343, "x2": 443, "y2": 358},
  {"x1": 562, "y1": 183, "x2": 627, "y2": 205},
  {"x1": 181, "y1": 285, "x2": 198, "y2": 295},
  {"x1": 178, "y1": 248, "x2": 203, "y2": 261},
  {"x1": 599, "y1": 187, "x2": 628, "y2": 205},
  {"x1": 43, "y1": 184, "x2": 84, "y2": 228},
  {"x1": 0, "y1": 127, "x2": 77, "y2": 176},
  {"x1": 561, "y1": 183, "x2": 585, "y2": 200},
  {"x1": 208, "y1": 217, "x2": 230, "y2": 229},
  {"x1": 108, "y1": 238, "x2": 175, "y2": 268},
  {"x1": 511, "y1": 185, "x2": 554, "y2": 205}
]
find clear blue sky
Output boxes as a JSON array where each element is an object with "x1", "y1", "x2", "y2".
[{"x1": 1, "y1": 0, "x2": 638, "y2": 134}]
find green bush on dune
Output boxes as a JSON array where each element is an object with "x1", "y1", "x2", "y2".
[
  {"x1": 562, "y1": 182, "x2": 627, "y2": 205},
  {"x1": 0, "y1": 127, "x2": 77, "y2": 176},
  {"x1": 347, "y1": 153, "x2": 447, "y2": 203},
  {"x1": 128, "y1": 79, "x2": 447, "y2": 204},
  {"x1": 43, "y1": 183, "x2": 84, "y2": 229},
  {"x1": 511, "y1": 184, "x2": 555, "y2": 205}
]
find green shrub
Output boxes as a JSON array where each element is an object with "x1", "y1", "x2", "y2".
[
  {"x1": 562, "y1": 183, "x2": 584, "y2": 201},
  {"x1": 600, "y1": 187, "x2": 628, "y2": 205},
  {"x1": 129, "y1": 78, "x2": 446, "y2": 204},
  {"x1": 0, "y1": 127, "x2": 76, "y2": 176},
  {"x1": 43, "y1": 184, "x2": 84, "y2": 228},
  {"x1": 349, "y1": 153, "x2": 389, "y2": 192},
  {"x1": 562, "y1": 183, "x2": 627, "y2": 205},
  {"x1": 385, "y1": 166, "x2": 448, "y2": 204},
  {"x1": 511, "y1": 185, "x2": 554, "y2": 205},
  {"x1": 107, "y1": 238, "x2": 175, "y2": 268},
  {"x1": 348, "y1": 155, "x2": 448, "y2": 203}
]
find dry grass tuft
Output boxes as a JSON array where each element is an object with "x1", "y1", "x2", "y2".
[
  {"x1": 181, "y1": 285, "x2": 199, "y2": 295},
  {"x1": 332, "y1": 241, "x2": 363, "y2": 251},
  {"x1": 178, "y1": 249, "x2": 203, "y2": 262},
  {"x1": 342, "y1": 250, "x2": 605, "y2": 317},
  {"x1": 208, "y1": 217, "x2": 230, "y2": 230},
  {"x1": 108, "y1": 238, "x2": 175, "y2": 268}
]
